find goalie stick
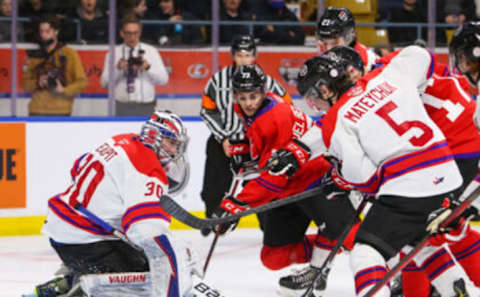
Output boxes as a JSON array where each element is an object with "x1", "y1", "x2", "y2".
[
  {"x1": 160, "y1": 186, "x2": 324, "y2": 229},
  {"x1": 301, "y1": 195, "x2": 368, "y2": 297},
  {"x1": 363, "y1": 183, "x2": 480, "y2": 297}
]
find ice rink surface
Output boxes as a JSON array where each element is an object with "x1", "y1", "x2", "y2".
[{"x1": 0, "y1": 228, "x2": 356, "y2": 297}]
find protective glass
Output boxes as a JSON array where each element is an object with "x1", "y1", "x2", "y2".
[{"x1": 303, "y1": 85, "x2": 330, "y2": 114}]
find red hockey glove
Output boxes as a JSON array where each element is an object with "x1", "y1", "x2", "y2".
[
  {"x1": 228, "y1": 138, "x2": 253, "y2": 173},
  {"x1": 429, "y1": 217, "x2": 471, "y2": 246},
  {"x1": 212, "y1": 196, "x2": 249, "y2": 235},
  {"x1": 321, "y1": 168, "x2": 351, "y2": 200},
  {"x1": 268, "y1": 139, "x2": 311, "y2": 177},
  {"x1": 426, "y1": 196, "x2": 478, "y2": 234}
]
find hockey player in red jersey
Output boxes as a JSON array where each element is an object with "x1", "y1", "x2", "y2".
[
  {"x1": 33, "y1": 111, "x2": 203, "y2": 297},
  {"x1": 316, "y1": 7, "x2": 377, "y2": 71},
  {"x1": 268, "y1": 47, "x2": 480, "y2": 297},
  {"x1": 214, "y1": 64, "x2": 358, "y2": 296}
]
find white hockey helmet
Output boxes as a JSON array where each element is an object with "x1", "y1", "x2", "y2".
[{"x1": 140, "y1": 110, "x2": 189, "y2": 165}]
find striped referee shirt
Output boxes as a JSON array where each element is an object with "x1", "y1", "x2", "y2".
[{"x1": 200, "y1": 65, "x2": 291, "y2": 142}]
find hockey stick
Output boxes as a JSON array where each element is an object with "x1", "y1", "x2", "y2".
[
  {"x1": 301, "y1": 195, "x2": 369, "y2": 297},
  {"x1": 202, "y1": 171, "x2": 243, "y2": 275},
  {"x1": 73, "y1": 204, "x2": 142, "y2": 251},
  {"x1": 363, "y1": 183, "x2": 480, "y2": 297},
  {"x1": 160, "y1": 186, "x2": 324, "y2": 230}
]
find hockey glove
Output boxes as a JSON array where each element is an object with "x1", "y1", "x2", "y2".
[
  {"x1": 228, "y1": 138, "x2": 253, "y2": 173},
  {"x1": 429, "y1": 216, "x2": 471, "y2": 246},
  {"x1": 268, "y1": 139, "x2": 311, "y2": 177},
  {"x1": 321, "y1": 168, "x2": 351, "y2": 200},
  {"x1": 426, "y1": 196, "x2": 478, "y2": 234},
  {"x1": 213, "y1": 196, "x2": 248, "y2": 235}
]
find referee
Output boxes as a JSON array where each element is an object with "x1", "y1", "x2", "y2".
[{"x1": 200, "y1": 34, "x2": 292, "y2": 235}]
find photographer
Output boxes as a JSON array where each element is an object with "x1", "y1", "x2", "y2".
[
  {"x1": 100, "y1": 17, "x2": 169, "y2": 116},
  {"x1": 21, "y1": 16, "x2": 87, "y2": 116}
]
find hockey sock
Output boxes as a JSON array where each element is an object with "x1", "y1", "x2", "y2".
[
  {"x1": 400, "y1": 251, "x2": 431, "y2": 297},
  {"x1": 350, "y1": 243, "x2": 390, "y2": 297},
  {"x1": 414, "y1": 245, "x2": 476, "y2": 297},
  {"x1": 449, "y1": 228, "x2": 480, "y2": 286},
  {"x1": 260, "y1": 235, "x2": 315, "y2": 270}
]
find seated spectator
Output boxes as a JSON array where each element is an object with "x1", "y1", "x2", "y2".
[
  {"x1": 441, "y1": 0, "x2": 476, "y2": 24},
  {"x1": 119, "y1": 0, "x2": 148, "y2": 20},
  {"x1": 387, "y1": 0, "x2": 426, "y2": 46},
  {"x1": 219, "y1": 0, "x2": 253, "y2": 44},
  {"x1": 0, "y1": 0, "x2": 24, "y2": 42},
  {"x1": 65, "y1": 0, "x2": 108, "y2": 44},
  {"x1": 144, "y1": 0, "x2": 204, "y2": 46},
  {"x1": 20, "y1": 0, "x2": 56, "y2": 42},
  {"x1": 254, "y1": 0, "x2": 305, "y2": 45},
  {"x1": 182, "y1": 0, "x2": 211, "y2": 20}
]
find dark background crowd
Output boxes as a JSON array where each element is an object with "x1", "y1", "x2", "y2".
[{"x1": 1, "y1": 0, "x2": 480, "y2": 47}]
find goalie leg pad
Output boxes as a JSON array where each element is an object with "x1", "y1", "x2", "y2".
[
  {"x1": 80, "y1": 272, "x2": 151, "y2": 297},
  {"x1": 349, "y1": 243, "x2": 390, "y2": 297}
]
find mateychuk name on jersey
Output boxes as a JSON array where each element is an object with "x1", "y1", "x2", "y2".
[{"x1": 344, "y1": 81, "x2": 397, "y2": 124}]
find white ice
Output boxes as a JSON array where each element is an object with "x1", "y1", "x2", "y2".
[{"x1": 0, "y1": 228, "x2": 356, "y2": 297}]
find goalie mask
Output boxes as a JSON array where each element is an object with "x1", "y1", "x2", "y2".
[
  {"x1": 140, "y1": 110, "x2": 189, "y2": 166},
  {"x1": 297, "y1": 56, "x2": 351, "y2": 113},
  {"x1": 317, "y1": 7, "x2": 356, "y2": 49},
  {"x1": 449, "y1": 22, "x2": 480, "y2": 86}
]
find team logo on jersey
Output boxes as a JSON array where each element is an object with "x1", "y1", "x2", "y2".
[
  {"x1": 187, "y1": 63, "x2": 209, "y2": 79},
  {"x1": 279, "y1": 58, "x2": 305, "y2": 86},
  {"x1": 433, "y1": 177, "x2": 445, "y2": 185}
]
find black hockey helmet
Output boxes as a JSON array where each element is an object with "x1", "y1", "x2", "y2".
[
  {"x1": 231, "y1": 34, "x2": 257, "y2": 56},
  {"x1": 317, "y1": 7, "x2": 355, "y2": 44},
  {"x1": 325, "y1": 45, "x2": 364, "y2": 73},
  {"x1": 232, "y1": 64, "x2": 266, "y2": 92},
  {"x1": 449, "y1": 22, "x2": 480, "y2": 84},
  {"x1": 297, "y1": 56, "x2": 352, "y2": 110}
]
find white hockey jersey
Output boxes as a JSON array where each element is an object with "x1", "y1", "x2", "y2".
[
  {"x1": 42, "y1": 133, "x2": 172, "y2": 245},
  {"x1": 303, "y1": 46, "x2": 463, "y2": 197}
]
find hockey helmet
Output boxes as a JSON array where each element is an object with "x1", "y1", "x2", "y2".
[
  {"x1": 325, "y1": 46, "x2": 364, "y2": 73},
  {"x1": 297, "y1": 55, "x2": 351, "y2": 112},
  {"x1": 140, "y1": 110, "x2": 189, "y2": 165},
  {"x1": 232, "y1": 64, "x2": 266, "y2": 93},
  {"x1": 231, "y1": 34, "x2": 257, "y2": 56},
  {"x1": 449, "y1": 22, "x2": 480, "y2": 85},
  {"x1": 317, "y1": 7, "x2": 355, "y2": 45}
]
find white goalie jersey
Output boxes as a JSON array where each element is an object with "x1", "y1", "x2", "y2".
[{"x1": 42, "y1": 133, "x2": 172, "y2": 245}]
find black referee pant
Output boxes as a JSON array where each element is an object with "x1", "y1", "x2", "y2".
[{"x1": 200, "y1": 135, "x2": 233, "y2": 219}]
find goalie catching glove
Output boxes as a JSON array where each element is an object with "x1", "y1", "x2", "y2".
[
  {"x1": 268, "y1": 139, "x2": 311, "y2": 177},
  {"x1": 212, "y1": 196, "x2": 249, "y2": 234}
]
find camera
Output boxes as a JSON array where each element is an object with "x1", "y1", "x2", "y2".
[{"x1": 126, "y1": 49, "x2": 145, "y2": 93}]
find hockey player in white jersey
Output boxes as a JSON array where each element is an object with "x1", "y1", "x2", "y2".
[
  {"x1": 32, "y1": 110, "x2": 203, "y2": 297},
  {"x1": 268, "y1": 47, "x2": 480, "y2": 297}
]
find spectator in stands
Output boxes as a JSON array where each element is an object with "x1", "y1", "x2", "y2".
[
  {"x1": 20, "y1": 0, "x2": 54, "y2": 42},
  {"x1": 119, "y1": 0, "x2": 148, "y2": 20},
  {"x1": 0, "y1": 0, "x2": 13, "y2": 42},
  {"x1": 182, "y1": 0, "x2": 211, "y2": 20},
  {"x1": 254, "y1": 0, "x2": 305, "y2": 45},
  {"x1": 219, "y1": 0, "x2": 253, "y2": 44},
  {"x1": 441, "y1": 0, "x2": 476, "y2": 24},
  {"x1": 21, "y1": 16, "x2": 87, "y2": 116},
  {"x1": 65, "y1": 0, "x2": 108, "y2": 44},
  {"x1": 100, "y1": 17, "x2": 169, "y2": 116},
  {"x1": 144, "y1": 0, "x2": 204, "y2": 45},
  {"x1": 387, "y1": 0, "x2": 426, "y2": 46}
]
